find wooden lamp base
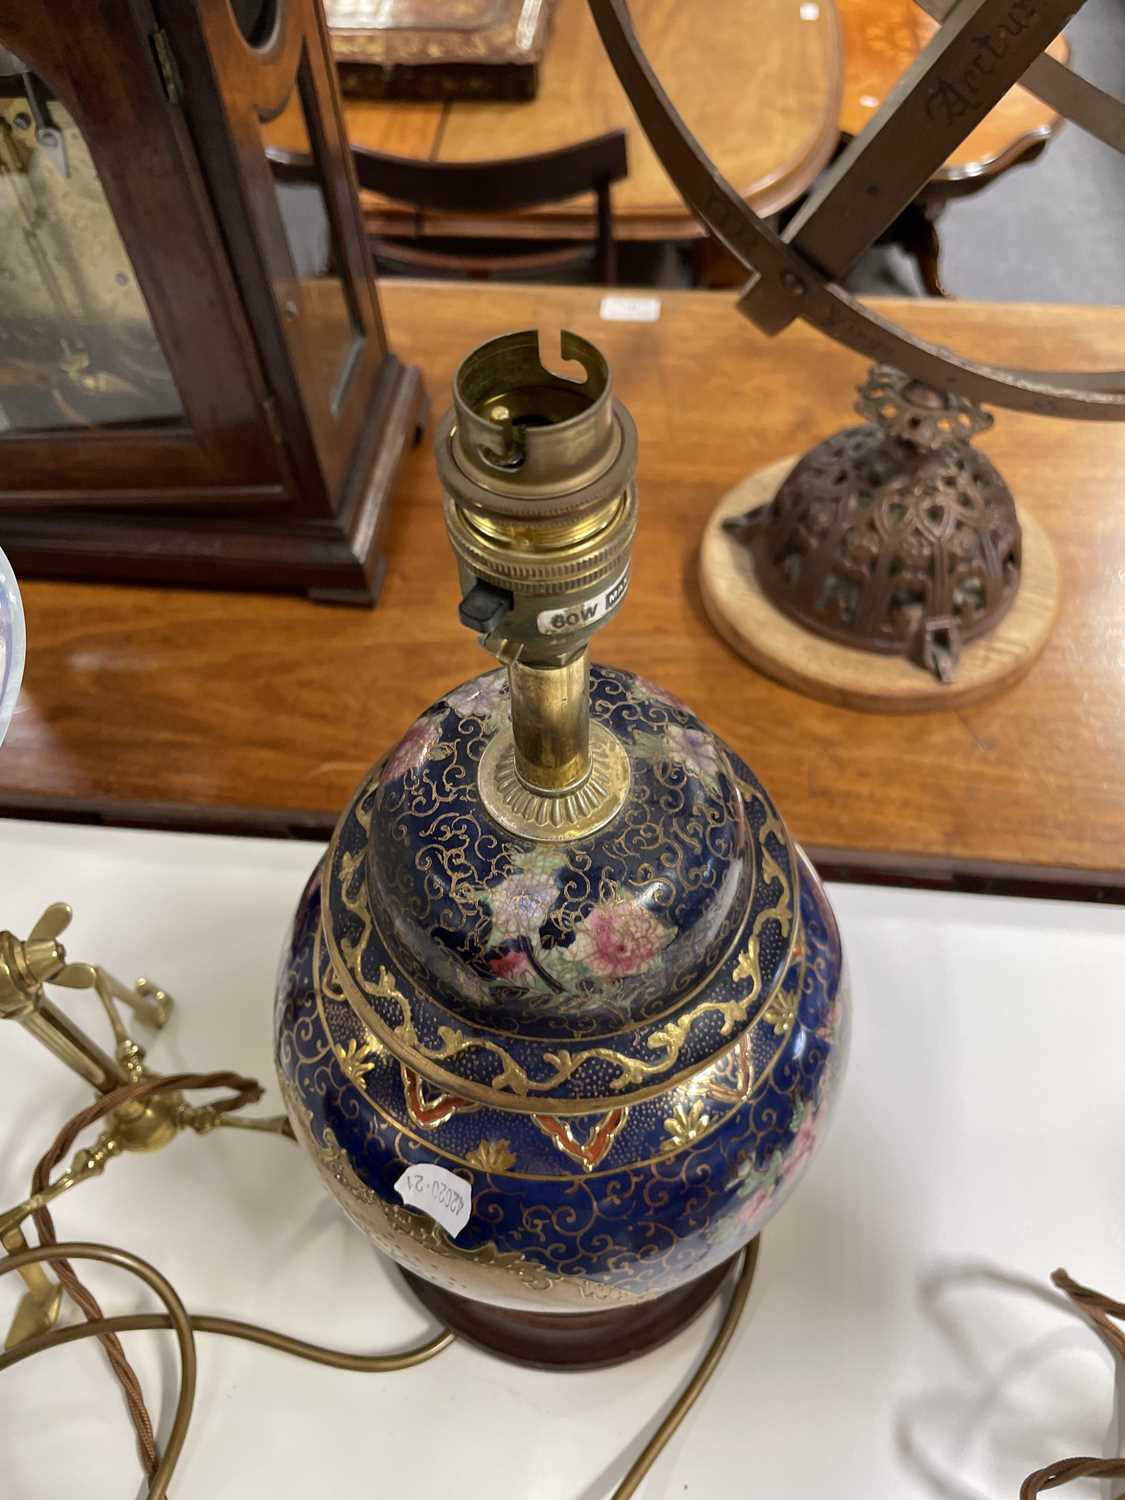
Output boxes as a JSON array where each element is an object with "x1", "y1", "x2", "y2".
[
  {"x1": 700, "y1": 457, "x2": 1060, "y2": 714},
  {"x1": 400, "y1": 1245, "x2": 750, "y2": 1371}
]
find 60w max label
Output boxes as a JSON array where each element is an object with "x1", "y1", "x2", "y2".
[{"x1": 537, "y1": 570, "x2": 630, "y2": 637}]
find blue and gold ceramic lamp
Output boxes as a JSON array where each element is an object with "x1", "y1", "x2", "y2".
[{"x1": 275, "y1": 330, "x2": 850, "y2": 1367}]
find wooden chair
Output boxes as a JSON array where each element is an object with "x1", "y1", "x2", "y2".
[{"x1": 269, "y1": 131, "x2": 628, "y2": 284}]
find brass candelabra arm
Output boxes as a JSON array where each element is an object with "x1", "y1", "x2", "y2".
[
  {"x1": 0, "y1": 1127, "x2": 122, "y2": 1350},
  {"x1": 0, "y1": 902, "x2": 175, "y2": 1094},
  {"x1": 0, "y1": 894, "x2": 750, "y2": 1500},
  {"x1": 0, "y1": 899, "x2": 284, "y2": 1350}
]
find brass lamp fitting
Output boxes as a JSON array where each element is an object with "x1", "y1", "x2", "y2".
[{"x1": 434, "y1": 330, "x2": 637, "y2": 840}]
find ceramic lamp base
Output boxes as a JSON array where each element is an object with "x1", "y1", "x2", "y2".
[{"x1": 400, "y1": 1245, "x2": 752, "y2": 1371}]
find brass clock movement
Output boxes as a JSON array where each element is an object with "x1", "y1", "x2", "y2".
[{"x1": 0, "y1": 0, "x2": 424, "y2": 603}]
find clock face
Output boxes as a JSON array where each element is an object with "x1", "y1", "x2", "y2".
[
  {"x1": 589, "y1": 0, "x2": 1125, "y2": 422},
  {"x1": 0, "y1": 546, "x2": 25, "y2": 747}
]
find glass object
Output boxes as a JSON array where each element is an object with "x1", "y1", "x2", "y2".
[
  {"x1": 265, "y1": 73, "x2": 362, "y2": 415},
  {"x1": 0, "y1": 64, "x2": 183, "y2": 434},
  {"x1": 0, "y1": 545, "x2": 25, "y2": 746}
]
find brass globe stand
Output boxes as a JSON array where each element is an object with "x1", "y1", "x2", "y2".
[{"x1": 589, "y1": 0, "x2": 1122, "y2": 709}]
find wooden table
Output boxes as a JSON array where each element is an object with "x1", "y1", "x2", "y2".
[
  {"x1": 339, "y1": 0, "x2": 842, "y2": 241},
  {"x1": 839, "y1": 0, "x2": 1069, "y2": 184},
  {"x1": 837, "y1": 0, "x2": 1070, "y2": 295},
  {"x1": 5, "y1": 283, "x2": 1125, "y2": 896}
]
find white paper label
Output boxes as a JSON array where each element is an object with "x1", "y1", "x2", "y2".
[
  {"x1": 537, "y1": 569, "x2": 629, "y2": 637},
  {"x1": 599, "y1": 295, "x2": 661, "y2": 323},
  {"x1": 394, "y1": 1164, "x2": 472, "y2": 1239}
]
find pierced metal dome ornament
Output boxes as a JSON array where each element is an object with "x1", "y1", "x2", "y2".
[{"x1": 726, "y1": 366, "x2": 1021, "y2": 683}]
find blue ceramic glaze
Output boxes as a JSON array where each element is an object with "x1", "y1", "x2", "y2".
[{"x1": 276, "y1": 665, "x2": 848, "y2": 1312}]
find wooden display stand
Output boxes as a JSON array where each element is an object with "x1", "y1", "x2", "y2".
[{"x1": 700, "y1": 458, "x2": 1060, "y2": 714}]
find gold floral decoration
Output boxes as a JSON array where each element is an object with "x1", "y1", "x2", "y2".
[
  {"x1": 761, "y1": 987, "x2": 798, "y2": 1037},
  {"x1": 660, "y1": 1099, "x2": 711, "y2": 1153},
  {"x1": 334, "y1": 1036, "x2": 382, "y2": 1084},
  {"x1": 328, "y1": 769, "x2": 799, "y2": 1106},
  {"x1": 466, "y1": 1139, "x2": 517, "y2": 1173}
]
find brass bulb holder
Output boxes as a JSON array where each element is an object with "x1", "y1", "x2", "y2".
[{"x1": 434, "y1": 329, "x2": 638, "y2": 837}]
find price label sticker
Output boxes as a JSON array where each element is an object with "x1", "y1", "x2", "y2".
[
  {"x1": 599, "y1": 295, "x2": 661, "y2": 323},
  {"x1": 394, "y1": 1164, "x2": 472, "y2": 1239}
]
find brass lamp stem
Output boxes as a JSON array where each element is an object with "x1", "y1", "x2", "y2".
[
  {"x1": 436, "y1": 330, "x2": 640, "y2": 840},
  {"x1": 509, "y1": 650, "x2": 590, "y2": 794}
]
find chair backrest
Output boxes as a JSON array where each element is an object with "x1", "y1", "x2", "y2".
[
  {"x1": 268, "y1": 130, "x2": 629, "y2": 281},
  {"x1": 351, "y1": 131, "x2": 628, "y2": 216},
  {"x1": 269, "y1": 130, "x2": 627, "y2": 213}
]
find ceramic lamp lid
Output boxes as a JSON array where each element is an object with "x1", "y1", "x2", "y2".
[
  {"x1": 0, "y1": 546, "x2": 25, "y2": 748},
  {"x1": 322, "y1": 665, "x2": 799, "y2": 1113}
]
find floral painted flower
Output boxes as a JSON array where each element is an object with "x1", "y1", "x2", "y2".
[
  {"x1": 733, "y1": 1179, "x2": 779, "y2": 1231},
  {"x1": 816, "y1": 996, "x2": 844, "y2": 1044},
  {"x1": 445, "y1": 672, "x2": 507, "y2": 724},
  {"x1": 712, "y1": 1093, "x2": 825, "y2": 1247},
  {"x1": 785, "y1": 1096, "x2": 820, "y2": 1177},
  {"x1": 466, "y1": 1138, "x2": 517, "y2": 1173},
  {"x1": 707, "y1": 1151, "x2": 782, "y2": 1247},
  {"x1": 662, "y1": 722, "x2": 723, "y2": 789},
  {"x1": 569, "y1": 898, "x2": 672, "y2": 979},
  {"x1": 382, "y1": 713, "x2": 444, "y2": 783},
  {"x1": 489, "y1": 947, "x2": 532, "y2": 981},
  {"x1": 487, "y1": 867, "x2": 559, "y2": 940}
]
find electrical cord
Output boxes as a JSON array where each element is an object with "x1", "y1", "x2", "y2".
[
  {"x1": 0, "y1": 1241, "x2": 195, "y2": 1500},
  {"x1": 9, "y1": 1069, "x2": 1119, "y2": 1498},
  {"x1": 29, "y1": 1070, "x2": 266, "y2": 1478},
  {"x1": 613, "y1": 1239, "x2": 758, "y2": 1500},
  {"x1": 1019, "y1": 1268, "x2": 1125, "y2": 1500},
  {"x1": 5, "y1": 1071, "x2": 755, "y2": 1499},
  {"x1": 0, "y1": 1308, "x2": 453, "y2": 1376}
]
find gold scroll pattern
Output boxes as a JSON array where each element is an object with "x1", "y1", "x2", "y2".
[
  {"x1": 280, "y1": 1074, "x2": 637, "y2": 1306},
  {"x1": 329, "y1": 772, "x2": 797, "y2": 1107}
]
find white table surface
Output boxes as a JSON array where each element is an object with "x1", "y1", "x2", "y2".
[{"x1": 0, "y1": 817, "x2": 1121, "y2": 1500}]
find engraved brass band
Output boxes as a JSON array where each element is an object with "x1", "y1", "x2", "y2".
[
  {"x1": 586, "y1": 0, "x2": 1125, "y2": 419},
  {"x1": 478, "y1": 716, "x2": 632, "y2": 841},
  {"x1": 917, "y1": 0, "x2": 1125, "y2": 154},
  {"x1": 748, "y1": 0, "x2": 1084, "y2": 324}
]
